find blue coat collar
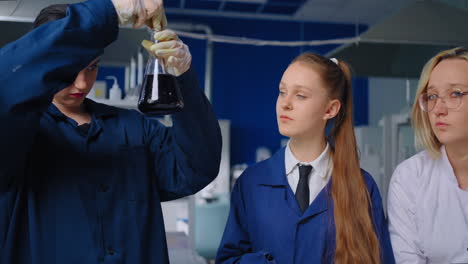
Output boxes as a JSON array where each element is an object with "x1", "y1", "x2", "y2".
[
  {"x1": 256, "y1": 147, "x2": 289, "y2": 186},
  {"x1": 256, "y1": 147, "x2": 332, "y2": 219},
  {"x1": 46, "y1": 99, "x2": 119, "y2": 140},
  {"x1": 47, "y1": 98, "x2": 118, "y2": 120},
  {"x1": 85, "y1": 99, "x2": 119, "y2": 118}
]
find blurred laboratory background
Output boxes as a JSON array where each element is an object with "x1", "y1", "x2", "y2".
[{"x1": 2, "y1": 0, "x2": 468, "y2": 263}]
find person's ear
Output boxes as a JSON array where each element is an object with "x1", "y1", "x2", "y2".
[{"x1": 323, "y1": 99, "x2": 341, "y2": 120}]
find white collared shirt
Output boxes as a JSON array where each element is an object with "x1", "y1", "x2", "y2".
[
  {"x1": 387, "y1": 146, "x2": 468, "y2": 264},
  {"x1": 285, "y1": 141, "x2": 332, "y2": 205}
]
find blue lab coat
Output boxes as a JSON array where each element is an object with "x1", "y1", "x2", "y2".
[
  {"x1": 216, "y1": 148, "x2": 395, "y2": 264},
  {"x1": 0, "y1": 0, "x2": 222, "y2": 263}
]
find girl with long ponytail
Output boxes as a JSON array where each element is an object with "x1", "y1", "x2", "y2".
[
  {"x1": 323, "y1": 56, "x2": 386, "y2": 264},
  {"x1": 216, "y1": 52, "x2": 395, "y2": 264}
]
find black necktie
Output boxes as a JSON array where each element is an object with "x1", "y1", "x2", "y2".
[{"x1": 296, "y1": 165, "x2": 313, "y2": 213}]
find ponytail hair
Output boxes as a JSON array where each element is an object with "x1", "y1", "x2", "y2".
[{"x1": 291, "y1": 53, "x2": 381, "y2": 264}]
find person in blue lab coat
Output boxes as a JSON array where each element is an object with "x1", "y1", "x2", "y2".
[
  {"x1": 0, "y1": 0, "x2": 222, "y2": 263},
  {"x1": 216, "y1": 53, "x2": 394, "y2": 264}
]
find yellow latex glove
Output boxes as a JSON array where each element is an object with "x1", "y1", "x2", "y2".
[
  {"x1": 111, "y1": 0, "x2": 167, "y2": 29},
  {"x1": 146, "y1": 6, "x2": 167, "y2": 31},
  {"x1": 142, "y1": 30, "x2": 192, "y2": 77}
]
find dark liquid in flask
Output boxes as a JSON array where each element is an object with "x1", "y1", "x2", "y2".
[{"x1": 138, "y1": 74, "x2": 184, "y2": 116}]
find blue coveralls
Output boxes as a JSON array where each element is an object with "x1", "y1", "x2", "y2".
[
  {"x1": 216, "y1": 148, "x2": 395, "y2": 264},
  {"x1": 0, "y1": 0, "x2": 222, "y2": 263}
]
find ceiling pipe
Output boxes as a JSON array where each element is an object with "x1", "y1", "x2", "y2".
[{"x1": 169, "y1": 22, "x2": 214, "y2": 102}]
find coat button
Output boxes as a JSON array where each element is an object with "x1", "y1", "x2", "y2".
[
  {"x1": 99, "y1": 184, "x2": 109, "y2": 192},
  {"x1": 265, "y1": 253, "x2": 274, "y2": 261},
  {"x1": 107, "y1": 248, "x2": 115, "y2": 255}
]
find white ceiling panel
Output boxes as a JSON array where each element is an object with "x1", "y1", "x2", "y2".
[
  {"x1": 0, "y1": 1, "x2": 20, "y2": 16},
  {"x1": 5, "y1": 0, "x2": 80, "y2": 18}
]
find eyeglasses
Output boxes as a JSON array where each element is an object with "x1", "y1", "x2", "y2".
[{"x1": 419, "y1": 88, "x2": 468, "y2": 112}]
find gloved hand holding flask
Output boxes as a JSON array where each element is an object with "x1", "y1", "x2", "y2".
[{"x1": 138, "y1": 19, "x2": 191, "y2": 115}]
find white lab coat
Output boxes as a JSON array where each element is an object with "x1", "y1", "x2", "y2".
[{"x1": 387, "y1": 146, "x2": 468, "y2": 264}]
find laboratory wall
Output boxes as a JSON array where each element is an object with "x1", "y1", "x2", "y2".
[
  {"x1": 368, "y1": 77, "x2": 419, "y2": 126},
  {"x1": 358, "y1": 77, "x2": 421, "y2": 210}
]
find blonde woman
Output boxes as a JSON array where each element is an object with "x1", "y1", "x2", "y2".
[{"x1": 388, "y1": 47, "x2": 468, "y2": 263}]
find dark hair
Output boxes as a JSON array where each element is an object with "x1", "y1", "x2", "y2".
[
  {"x1": 33, "y1": 4, "x2": 69, "y2": 29},
  {"x1": 290, "y1": 53, "x2": 381, "y2": 264}
]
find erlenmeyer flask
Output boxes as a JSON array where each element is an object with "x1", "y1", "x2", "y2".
[{"x1": 138, "y1": 31, "x2": 184, "y2": 116}]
